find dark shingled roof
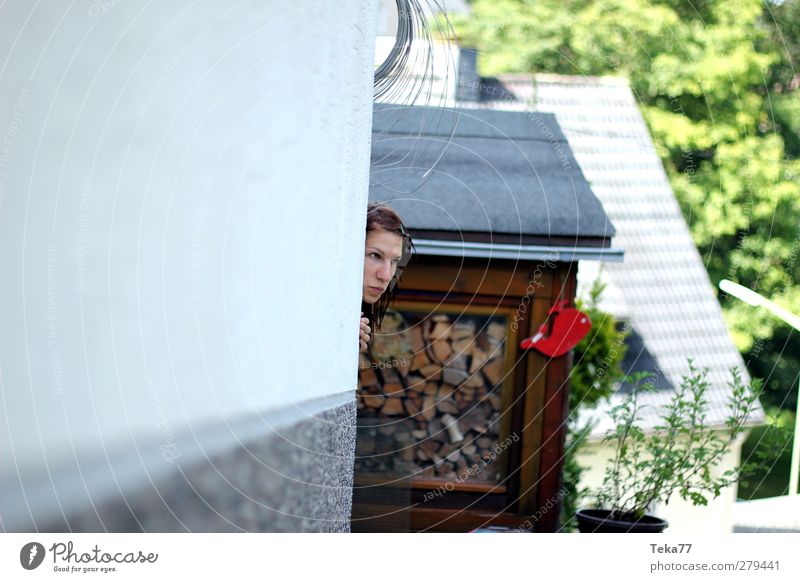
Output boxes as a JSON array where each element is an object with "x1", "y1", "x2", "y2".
[{"x1": 369, "y1": 103, "x2": 616, "y2": 242}]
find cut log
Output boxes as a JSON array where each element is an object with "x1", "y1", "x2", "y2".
[
  {"x1": 423, "y1": 382, "x2": 439, "y2": 395},
  {"x1": 484, "y1": 337, "x2": 503, "y2": 359},
  {"x1": 430, "y1": 428, "x2": 450, "y2": 443},
  {"x1": 420, "y1": 364, "x2": 443, "y2": 381},
  {"x1": 421, "y1": 397, "x2": 437, "y2": 420},
  {"x1": 487, "y1": 322, "x2": 506, "y2": 342},
  {"x1": 429, "y1": 321, "x2": 451, "y2": 341},
  {"x1": 459, "y1": 409, "x2": 488, "y2": 434},
  {"x1": 463, "y1": 372, "x2": 485, "y2": 388},
  {"x1": 446, "y1": 354, "x2": 469, "y2": 370},
  {"x1": 410, "y1": 350, "x2": 430, "y2": 372},
  {"x1": 427, "y1": 418, "x2": 444, "y2": 436},
  {"x1": 483, "y1": 357, "x2": 505, "y2": 386},
  {"x1": 383, "y1": 382, "x2": 404, "y2": 396},
  {"x1": 437, "y1": 398, "x2": 459, "y2": 415},
  {"x1": 430, "y1": 338, "x2": 452, "y2": 363},
  {"x1": 404, "y1": 398, "x2": 420, "y2": 416},
  {"x1": 476, "y1": 437, "x2": 493, "y2": 449},
  {"x1": 381, "y1": 398, "x2": 404, "y2": 416},
  {"x1": 469, "y1": 348, "x2": 489, "y2": 374},
  {"x1": 395, "y1": 357, "x2": 411, "y2": 378},
  {"x1": 361, "y1": 394, "x2": 386, "y2": 409},
  {"x1": 420, "y1": 440, "x2": 440, "y2": 457},
  {"x1": 409, "y1": 325, "x2": 425, "y2": 353},
  {"x1": 359, "y1": 366, "x2": 379, "y2": 387},
  {"x1": 382, "y1": 367, "x2": 401, "y2": 384},
  {"x1": 443, "y1": 366, "x2": 469, "y2": 385},
  {"x1": 450, "y1": 321, "x2": 475, "y2": 342},
  {"x1": 437, "y1": 383, "x2": 456, "y2": 400},
  {"x1": 406, "y1": 375, "x2": 425, "y2": 392},
  {"x1": 451, "y1": 338, "x2": 474, "y2": 357}
]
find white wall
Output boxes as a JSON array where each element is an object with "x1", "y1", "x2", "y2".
[
  {"x1": 0, "y1": 0, "x2": 375, "y2": 482},
  {"x1": 575, "y1": 434, "x2": 746, "y2": 534}
]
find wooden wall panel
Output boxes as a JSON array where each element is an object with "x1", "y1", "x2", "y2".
[
  {"x1": 401, "y1": 255, "x2": 555, "y2": 298},
  {"x1": 534, "y1": 264, "x2": 577, "y2": 532}
]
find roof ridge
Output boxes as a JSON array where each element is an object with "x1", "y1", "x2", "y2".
[{"x1": 519, "y1": 73, "x2": 632, "y2": 86}]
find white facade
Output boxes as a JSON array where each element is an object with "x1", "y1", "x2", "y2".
[{"x1": 0, "y1": 0, "x2": 375, "y2": 527}]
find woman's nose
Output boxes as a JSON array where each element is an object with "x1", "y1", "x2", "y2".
[{"x1": 377, "y1": 260, "x2": 391, "y2": 281}]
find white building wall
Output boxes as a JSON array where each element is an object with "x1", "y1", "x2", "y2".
[{"x1": 0, "y1": 0, "x2": 375, "y2": 506}]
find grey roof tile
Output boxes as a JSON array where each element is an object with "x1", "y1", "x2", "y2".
[{"x1": 462, "y1": 74, "x2": 765, "y2": 433}]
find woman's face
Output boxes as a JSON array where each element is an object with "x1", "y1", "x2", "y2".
[{"x1": 362, "y1": 228, "x2": 404, "y2": 305}]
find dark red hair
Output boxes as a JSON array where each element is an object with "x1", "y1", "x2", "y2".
[{"x1": 362, "y1": 202, "x2": 414, "y2": 331}]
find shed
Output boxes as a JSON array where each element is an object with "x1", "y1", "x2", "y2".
[{"x1": 352, "y1": 103, "x2": 621, "y2": 532}]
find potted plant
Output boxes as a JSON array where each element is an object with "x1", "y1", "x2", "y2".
[{"x1": 576, "y1": 362, "x2": 763, "y2": 533}]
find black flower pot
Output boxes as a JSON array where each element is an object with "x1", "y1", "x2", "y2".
[{"x1": 576, "y1": 509, "x2": 668, "y2": 533}]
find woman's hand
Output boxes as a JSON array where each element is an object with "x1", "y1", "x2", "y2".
[{"x1": 359, "y1": 312, "x2": 371, "y2": 353}]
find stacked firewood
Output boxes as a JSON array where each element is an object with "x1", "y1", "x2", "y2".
[{"x1": 356, "y1": 313, "x2": 507, "y2": 482}]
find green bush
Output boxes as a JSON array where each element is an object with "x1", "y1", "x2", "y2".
[{"x1": 559, "y1": 277, "x2": 629, "y2": 530}]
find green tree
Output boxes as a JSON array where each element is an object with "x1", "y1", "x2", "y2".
[
  {"x1": 758, "y1": 1, "x2": 800, "y2": 159},
  {"x1": 759, "y1": 0, "x2": 800, "y2": 93},
  {"x1": 456, "y1": 0, "x2": 800, "y2": 411}
]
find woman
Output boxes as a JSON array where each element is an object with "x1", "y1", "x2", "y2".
[{"x1": 359, "y1": 203, "x2": 413, "y2": 353}]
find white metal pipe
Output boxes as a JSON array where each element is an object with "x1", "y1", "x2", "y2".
[{"x1": 720, "y1": 280, "x2": 800, "y2": 496}]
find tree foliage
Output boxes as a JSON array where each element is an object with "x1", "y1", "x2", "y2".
[{"x1": 456, "y1": 0, "x2": 800, "y2": 409}]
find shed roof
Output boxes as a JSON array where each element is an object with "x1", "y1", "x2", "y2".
[{"x1": 370, "y1": 103, "x2": 617, "y2": 245}]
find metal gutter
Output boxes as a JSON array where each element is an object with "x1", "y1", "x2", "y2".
[{"x1": 412, "y1": 239, "x2": 624, "y2": 262}]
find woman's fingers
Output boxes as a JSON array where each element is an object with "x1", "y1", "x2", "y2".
[{"x1": 359, "y1": 316, "x2": 370, "y2": 353}]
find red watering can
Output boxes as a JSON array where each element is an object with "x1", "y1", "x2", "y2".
[{"x1": 519, "y1": 300, "x2": 591, "y2": 357}]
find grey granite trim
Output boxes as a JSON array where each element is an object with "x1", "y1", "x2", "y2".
[{"x1": 2, "y1": 392, "x2": 357, "y2": 532}]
